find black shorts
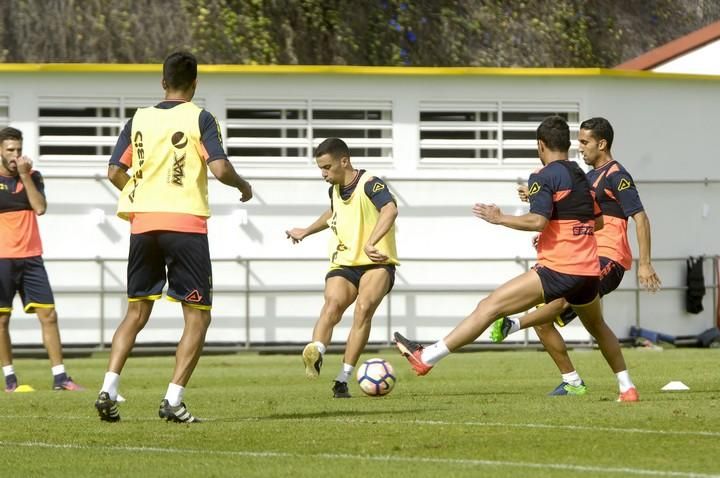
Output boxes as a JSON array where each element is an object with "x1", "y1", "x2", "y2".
[
  {"x1": 128, "y1": 232, "x2": 212, "y2": 309},
  {"x1": 555, "y1": 257, "x2": 625, "y2": 326},
  {"x1": 533, "y1": 264, "x2": 599, "y2": 306},
  {"x1": 0, "y1": 256, "x2": 55, "y2": 313},
  {"x1": 325, "y1": 264, "x2": 396, "y2": 293}
]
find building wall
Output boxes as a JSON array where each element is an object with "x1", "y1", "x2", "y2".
[{"x1": 1, "y1": 66, "x2": 718, "y2": 346}]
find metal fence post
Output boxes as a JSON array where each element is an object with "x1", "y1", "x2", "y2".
[
  {"x1": 98, "y1": 257, "x2": 105, "y2": 351},
  {"x1": 244, "y1": 258, "x2": 251, "y2": 350}
]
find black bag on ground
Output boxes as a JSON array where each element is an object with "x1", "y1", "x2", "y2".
[{"x1": 685, "y1": 256, "x2": 705, "y2": 314}]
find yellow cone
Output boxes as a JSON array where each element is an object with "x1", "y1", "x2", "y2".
[{"x1": 13, "y1": 384, "x2": 35, "y2": 393}]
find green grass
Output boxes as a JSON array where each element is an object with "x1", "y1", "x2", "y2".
[{"x1": 1, "y1": 348, "x2": 719, "y2": 477}]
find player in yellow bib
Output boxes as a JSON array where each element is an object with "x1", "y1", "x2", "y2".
[
  {"x1": 95, "y1": 51, "x2": 252, "y2": 423},
  {"x1": 286, "y1": 138, "x2": 399, "y2": 398}
]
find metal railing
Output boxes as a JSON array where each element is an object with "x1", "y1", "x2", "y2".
[{"x1": 26, "y1": 255, "x2": 717, "y2": 351}]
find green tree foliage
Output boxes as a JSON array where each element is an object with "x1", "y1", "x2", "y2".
[{"x1": 0, "y1": 0, "x2": 718, "y2": 66}]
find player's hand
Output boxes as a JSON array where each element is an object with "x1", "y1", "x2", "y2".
[
  {"x1": 285, "y1": 228, "x2": 306, "y2": 244},
  {"x1": 472, "y1": 203, "x2": 503, "y2": 225},
  {"x1": 532, "y1": 234, "x2": 540, "y2": 250},
  {"x1": 517, "y1": 185, "x2": 529, "y2": 203},
  {"x1": 16, "y1": 156, "x2": 33, "y2": 175},
  {"x1": 364, "y1": 244, "x2": 388, "y2": 263},
  {"x1": 638, "y1": 263, "x2": 661, "y2": 292},
  {"x1": 237, "y1": 179, "x2": 253, "y2": 202}
]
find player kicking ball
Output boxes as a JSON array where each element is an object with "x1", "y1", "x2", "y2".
[{"x1": 287, "y1": 138, "x2": 399, "y2": 398}]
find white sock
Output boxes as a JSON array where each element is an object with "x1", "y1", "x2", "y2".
[
  {"x1": 561, "y1": 370, "x2": 583, "y2": 387},
  {"x1": 508, "y1": 317, "x2": 521, "y2": 334},
  {"x1": 616, "y1": 370, "x2": 635, "y2": 393},
  {"x1": 51, "y1": 364, "x2": 66, "y2": 376},
  {"x1": 421, "y1": 340, "x2": 450, "y2": 366},
  {"x1": 2, "y1": 365, "x2": 15, "y2": 377},
  {"x1": 100, "y1": 371, "x2": 120, "y2": 401},
  {"x1": 314, "y1": 341, "x2": 327, "y2": 355},
  {"x1": 335, "y1": 363, "x2": 354, "y2": 383},
  {"x1": 165, "y1": 382, "x2": 185, "y2": 407}
]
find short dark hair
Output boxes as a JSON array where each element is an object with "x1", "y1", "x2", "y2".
[
  {"x1": 0, "y1": 126, "x2": 22, "y2": 143},
  {"x1": 536, "y1": 115, "x2": 571, "y2": 152},
  {"x1": 314, "y1": 137, "x2": 350, "y2": 160},
  {"x1": 580, "y1": 117, "x2": 614, "y2": 150},
  {"x1": 163, "y1": 51, "x2": 198, "y2": 90}
]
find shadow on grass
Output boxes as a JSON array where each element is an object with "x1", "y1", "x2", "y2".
[{"x1": 212, "y1": 408, "x2": 438, "y2": 422}]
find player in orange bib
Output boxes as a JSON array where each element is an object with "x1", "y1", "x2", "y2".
[
  {"x1": 0, "y1": 127, "x2": 83, "y2": 392},
  {"x1": 490, "y1": 117, "x2": 660, "y2": 399},
  {"x1": 394, "y1": 116, "x2": 639, "y2": 402}
]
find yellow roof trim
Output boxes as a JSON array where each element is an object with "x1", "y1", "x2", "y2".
[{"x1": 0, "y1": 63, "x2": 718, "y2": 80}]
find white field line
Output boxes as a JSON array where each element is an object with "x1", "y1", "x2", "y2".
[
  {"x1": 0, "y1": 440, "x2": 718, "y2": 478},
  {"x1": 1, "y1": 414, "x2": 720, "y2": 438}
]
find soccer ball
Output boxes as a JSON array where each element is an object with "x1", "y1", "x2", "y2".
[{"x1": 356, "y1": 358, "x2": 396, "y2": 396}]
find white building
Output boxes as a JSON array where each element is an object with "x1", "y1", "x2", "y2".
[{"x1": 1, "y1": 63, "x2": 718, "y2": 349}]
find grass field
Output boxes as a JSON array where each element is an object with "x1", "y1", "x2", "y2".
[{"x1": 1, "y1": 347, "x2": 719, "y2": 477}]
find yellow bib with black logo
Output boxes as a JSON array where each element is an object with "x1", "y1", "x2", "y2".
[
  {"x1": 327, "y1": 171, "x2": 399, "y2": 266},
  {"x1": 117, "y1": 102, "x2": 210, "y2": 220}
]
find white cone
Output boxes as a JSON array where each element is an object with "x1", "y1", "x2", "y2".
[{"x1": 661, "y1": 381, "x2": 689, "y2": 391}]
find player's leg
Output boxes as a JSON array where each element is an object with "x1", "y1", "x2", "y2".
[
  {"x1": 159, "y1": 232, "x2": 212, "y2": 423},
  {"x1": 303, "y1": 270, "x2": 357, "y2": 379},
  {"x1": 0, "y1": 312, "x2": 15, "y2": 391},
  {"x1": 19, "y1": 256, "x2": 82, "y2": 389},
  {"x1": 534, "y1": 322, "x2": 586, "y2": 395},
  {"x1": 572, "y1": 294, "x2": 637, "y2": 401},
  {"x1": 395, "y1": 269, "x2": 545, "y2": 375},
  {"x1": 332, "y1": 266, "x2": 392, "y2": 397},
  {"x1": 96, "y1": 233, "x2": 164, "y2": 421},
  {"x1": 0, "y1": 259, "x2": 18, "y2": 391}
]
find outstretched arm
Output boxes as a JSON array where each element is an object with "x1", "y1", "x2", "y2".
[
  {"x1": 473, "y1": 203, "x2": 548, "y2": 232},
  {"x1": 16, "y1": 157, "x2": 46, "y2": 215},
  {"x1": 286, "y1": 208, "x2": 332, "y2": 244},
  {"x1": 363, "y1": 201, "x2": 398, "y2": 262},
  {"x1": 631, "y1": 210, "x2": 661, "y2": 292}
]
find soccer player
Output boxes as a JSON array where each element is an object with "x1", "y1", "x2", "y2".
[
  {"x1": 489, "y1": 117, "x2": 660, "y2": 396},
  {"x1": 0, "y1": 127, "x2": 83, "y2": 392},
  {"x1": 394, "y1": 116, "x2": 639, "y2": 402},
  {"x1": 286, "y1": 138, "x2": 399, "y2": 398},
  {"x1": 94, "y1": 51, "x2": 253, "y2": 422}
]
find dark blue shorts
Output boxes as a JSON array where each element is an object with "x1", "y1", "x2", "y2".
[
  {"x1": 0, "y1": 256, "x2": 55, "y2": 313},
  {"x1": 128, "y1": 232, "x2": 212, "y2": 309},
  {"x1": 326, "y1": 264, "x2": 396, "y2": 293},
  {"x1": 534, "y1": 264, "x2": 599, "y2": 306},
  {"x1": 555, "y1": 257, "x2": 625, "y2": 326}
]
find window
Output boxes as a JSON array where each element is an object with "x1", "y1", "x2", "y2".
[
  {"x1": 225, "y1": 99, "x2": 393, "y2": 166},
  {"x1": 419, "y1": 101, "x2": 579, "y2": 166},
  {"x1": 0, "y1": 96, "x2": 8, "y2": 126},
  {"x1": 36, "y1": 97, "x2": 203, "y2": 163}
]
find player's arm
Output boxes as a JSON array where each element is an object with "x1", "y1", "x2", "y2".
[
  {"x1": 611, "y1": 170, "x2": 661, "y2": 292},
  {"x1": 207, "y1": 159, "x2": 252, "y2": 202},
  {"x1": 108, "y1": 165, "x2": 130, "y2": 191},
  {"x1": 108, "y1": 119, "x2": 132, "y2": 191},
  {"x1": 201, "y1": 110, "x2": 252, "y2": 202},
  {"x1": 362, "y1": 177, "x2": 398, "y2": 262},
  {"x1": 286, "y1": 208, "x2": 332, "y2": 244},
  {"x1": 16, "y1": 158, "x2": 46, "y2": 215},
  {"x1": 473, "y1": 204, "x2": 548, "y2": 231},
  {"x1": 631, "y1": 210, "x2": 661, "y2": 292},
  {"x1": 364, "y1": 201, "x2": 398, "y2": 262}
]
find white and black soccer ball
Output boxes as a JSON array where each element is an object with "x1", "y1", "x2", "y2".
[{"x1": 356, "y1": 358, "x2": 396, "y2": 396}]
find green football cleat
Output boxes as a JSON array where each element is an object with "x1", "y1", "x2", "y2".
[{"x1": 490, "y1": 317, "x2": 513, "y2": 343}]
